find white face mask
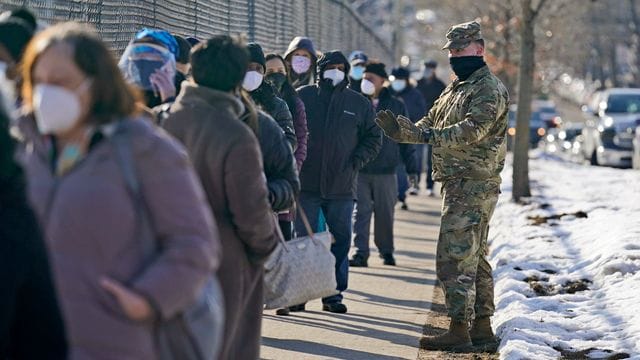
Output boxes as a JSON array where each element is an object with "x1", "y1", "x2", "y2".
[
  {"x1": 391, "y1": 79, "x2": 407, "y2": 92},
  {"x1": 360, "y1": 79, "x2": 376, "y2": 96},
  {"x1": 242, "y1": 71, "x2": 264, "y2": 92},
  {"x1": 291, "y1": 56, "x2": 311, "y2": 74},
  {"x1": 323, "y1": 69, "x2": 345, "y2": 86},
  {"x1": 33, "y1": 79, "x2": 91, "y2": 135}
]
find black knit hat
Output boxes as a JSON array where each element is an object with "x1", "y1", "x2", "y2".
[
  {"x1": 173, "y1": 34, "x2": 192, "y2": 64},
  {"x1": 247, "y1": 42, "x2": 266, "y2": 69},
  {"x1": 365, "y1": 62, "x2": 388, "y2": 79},
  {"x1": 391, "y1": 67, "x2": 410, "y2": 80},
  {"x1": 0, "y1": 18, "x2": 33, "y2": 62}
]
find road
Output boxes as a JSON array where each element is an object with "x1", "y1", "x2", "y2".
[{"x1": 260, "y1": 192, "x2": 442, "y2": 360}]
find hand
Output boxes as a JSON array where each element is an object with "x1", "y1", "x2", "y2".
[
  {"x1": 101, "y1": 277, "x2": 153, "y2": 321},
  {"x1": 375, "y1": 110, "x2": 401, "y2": 140},
  {"x1": 375, "y1": 110, "x2": 426, "y2": 143},
  {"x1": 149, "y1": 66, "x2": 176, "y2": 102}
]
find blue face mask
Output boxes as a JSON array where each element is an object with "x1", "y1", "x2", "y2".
[{"x1": 350, "y1": 66, "x2": 365, "y2": 81}]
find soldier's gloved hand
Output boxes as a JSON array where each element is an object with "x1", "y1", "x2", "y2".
[
  {"x1": 375, "y1": 110, "x2": 428, "y2": 143},
  {"x1": 375, "y1": 110, "x2": 402, "y2": 141}
]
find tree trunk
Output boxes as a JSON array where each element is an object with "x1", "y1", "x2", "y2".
[{"x1": 512, "y1": 0, "x2": 536, "y2": 202}]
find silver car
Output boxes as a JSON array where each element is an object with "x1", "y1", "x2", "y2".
[{"x1": 581, "y1": 88, "x2": 638, "y2": 168}]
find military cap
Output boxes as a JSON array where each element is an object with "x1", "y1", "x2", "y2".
[{"x1": 442, "y1": 21, "x2": 483, "y2": 50}]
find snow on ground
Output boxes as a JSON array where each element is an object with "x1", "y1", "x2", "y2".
[{"x1": 489, "y1": 151, "x2": 640, "y2": 359}]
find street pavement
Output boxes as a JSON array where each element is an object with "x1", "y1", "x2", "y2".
[{"x1": 260, "y1": 191, "x2": 442, "y2": 360}]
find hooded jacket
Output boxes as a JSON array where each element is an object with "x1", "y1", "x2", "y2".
[
  {"x1": 297, "y1": 50, "x2": 382, "y2": 200},
  {"x1": 361, "y1": 87, "x2": 417, "y2": 175},
  {"x1": 285, "y1": 37, "x2": 317, "y2": 89}
]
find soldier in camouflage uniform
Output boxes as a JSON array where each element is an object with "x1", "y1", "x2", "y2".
[{"x1": 376, "y1": 21, "x2": 509, "y2": 351}]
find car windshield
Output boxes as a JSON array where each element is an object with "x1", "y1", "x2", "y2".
[{"x1": 606, "y1": 94, "x2": 640, "y2": 114}]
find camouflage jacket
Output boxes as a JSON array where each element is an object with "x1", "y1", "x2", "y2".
[{"x1": 417, "y1": 66, "x2": 509, "y2": 182}]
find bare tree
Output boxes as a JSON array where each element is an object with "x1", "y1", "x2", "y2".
[{"x1": 512, "y1": 0, "x2": 547, "y2": 202}]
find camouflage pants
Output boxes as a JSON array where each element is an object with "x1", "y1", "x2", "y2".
[{"x1": 437, "y1": 178, "x2": 500, "y2": 322}]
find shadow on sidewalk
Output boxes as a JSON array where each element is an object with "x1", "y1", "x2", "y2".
[
  {"x1": 347, "y1": 288, "x2": 433, "y2": 309},
  {"x1": 348, "y1": 270, "x2": 437, "y2": 287},
  {"x1": 261, "y1": 337, "x2": 405, "y2": 360}
]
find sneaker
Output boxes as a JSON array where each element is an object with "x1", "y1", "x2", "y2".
[
  {"x1": 381, "y1": 253, "x2": 396, "y2": 266},
  {"x1": 409, "y1": 186, "x2": 419, "y2": 196},
  {"x1": 400, "y1": 201, "x2": 409, "y2": 210},
  {"x1": 322, "y1": 302, "x2": 348, "y2": 313},
  {"x1": 426, "y1": 189, "x2": 435, "y2": 197},
  {"x1": 349, "y1": 254, "x2": 368, "y2": 267}
]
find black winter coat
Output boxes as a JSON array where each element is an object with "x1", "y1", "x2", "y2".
[
  {"x1": 255, "y1": 110, "x2": 300, "y2": 211},
  {"x1": 0, "y1": 116, "x2": 67, "y2": 359},
  {"x1": 250, "y1": 82, "x2": 297, "y2": 151},
  {"x1": 361, "y1": 87, "x2": 418, "y2": 175},
  {"x1": 394, "y1": 85, "x2": 427, "y2": 122},
  {"x1": 297, "y1": 72, "x2": 382, "y2": 200},
  {"x1": 417, "y1": 76, "x2": 447, "y2": 112}
]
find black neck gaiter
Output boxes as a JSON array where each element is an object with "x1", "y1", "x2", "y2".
[{"x1": 449, "y1": 56, "x2": 486, "y2": 81}]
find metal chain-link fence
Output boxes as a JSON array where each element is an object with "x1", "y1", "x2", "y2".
[{"x1": 0, "y1": 0, "x2": 394, "y2": 62}]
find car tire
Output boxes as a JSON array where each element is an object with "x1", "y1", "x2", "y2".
[{"x1": 590, "y1": 150, "x2": 599, "y2": 166}]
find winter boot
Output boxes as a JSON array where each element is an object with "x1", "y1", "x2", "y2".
[
  {"x1": 420, "y1": 320, "x2": 472, "y2": 352},
  {"x1": 470, "y1": 316, "x2": 498, "y2": 348}
]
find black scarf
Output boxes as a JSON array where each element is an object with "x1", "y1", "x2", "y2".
[{"x1": 449, "y1": 56, "x2": 486, "y2": 81}]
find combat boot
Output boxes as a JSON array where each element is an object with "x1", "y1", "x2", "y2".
[
  {"x1": 420, "y1": 319, "x2": 472, "y2": 352},
  {"x1": 470, "y1": 316, "x2": 498, "y2": 348}
]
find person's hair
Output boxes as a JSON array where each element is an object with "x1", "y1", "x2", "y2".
[
  {"x1": 474, "y1": 39, "x2": 485, "y2": 48},
  {"x1": 265, "y1": 53, "x2": 298, "y2": 117},
  {"x1": 191, "y1": 35, "x2": 249, "y2": 92},
  {"x1": 21, "y1": 22, "x2": 139, "y2": 125},
  {"x1": 173, "y1": 34, "x2": 191, "y2": 64}
]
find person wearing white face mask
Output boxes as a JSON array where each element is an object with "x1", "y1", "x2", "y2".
[
  {"x1": 17, "y1": 23, "x2": 221, "y2": 359},
  {"x1": 295, "y1": 50, "x2": 382, "y2": 314},
  {"x1": 241, "y1": 42, "x2": 299, "y2": 239},
  {"x1": 350, "y1": 62, "x2": 417, "y2": 268},
  {"x1": 389, "y1": 66, "x2": 428, "y2": 204},
  {"x1": 347, "y1": 50, "x2": 368, "y2": 93},
  {"x1": 284, "y1": 36, "x2": 318, "y2": 88},
  {"x1": 245, "y1": 42, "x2": 297, "y2": 150}
]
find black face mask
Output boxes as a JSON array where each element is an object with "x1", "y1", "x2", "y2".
[
  {"x1": 449, "y1": 56, "x2": 486, "y2": 81},
  {"x1": 265, "y1": 72, "x2": 287, "y2": 91}
]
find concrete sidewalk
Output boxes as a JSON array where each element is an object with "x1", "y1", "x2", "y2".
[{"x1": 260, "y1": 193, "x2": 442, "y2": 360}]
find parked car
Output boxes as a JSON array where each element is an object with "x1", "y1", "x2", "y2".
[
  {"x1": 633, "y1": 121, "x2": 640, "y2": 169},
  {"x1": 507, "y1": 105, "x2": 548, "y2": 150},
  {"x1": 533, "y1": 99, "x2": 561, "y2": 128},
  {"x1": 580, "y1": 88, "x2": 638, "y2": 168},
  {"x1": 541, "y1": 122, "x2": 584, "y2": 159}
]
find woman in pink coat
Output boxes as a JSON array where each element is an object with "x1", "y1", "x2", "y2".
[{"x1": 18, "y1": 22, "x2": 221, "y2": 359}]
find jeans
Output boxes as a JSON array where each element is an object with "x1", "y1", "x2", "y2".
[
  {"x1": 295, "y1": 191, "x2": 354, "y2": 304},
  {"x1": 416, "y1": 144, "x2": 434, "y2": 190},
  {"x1": 396, "y1": 164, "x2": 409, "y2": 202}
]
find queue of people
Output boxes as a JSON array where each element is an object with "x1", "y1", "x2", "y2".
[{"x1": 0, "y1": 6, "x2": 507, "y2": 359}]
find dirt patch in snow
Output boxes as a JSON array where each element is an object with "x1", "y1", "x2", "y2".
[
  {"x1": 527, "y1": 211, "x2": 588, "y2": 225},
  {"x1": 553, "y1": 346, "x2": 630, "y2": 359}
]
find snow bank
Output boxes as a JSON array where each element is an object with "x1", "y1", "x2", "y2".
[{"x1": 489, "y1": 151, "x2": 640, "y2": 359}]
